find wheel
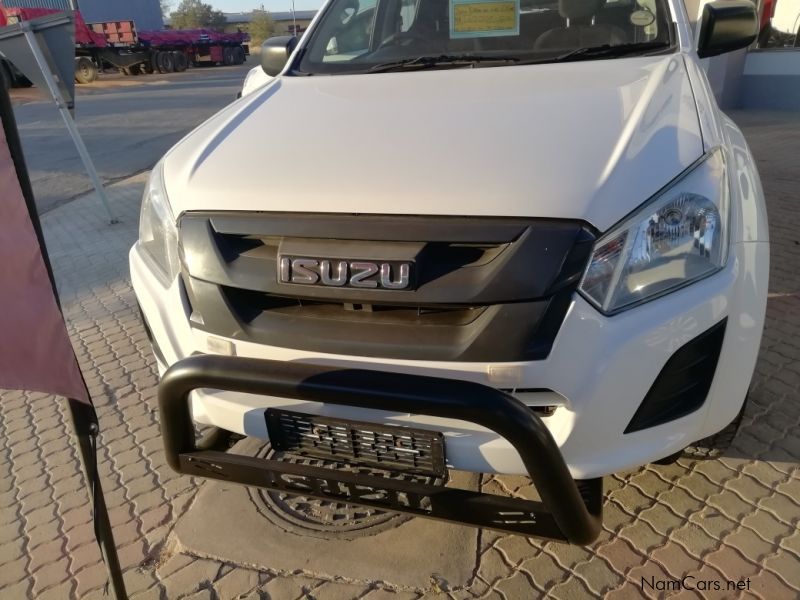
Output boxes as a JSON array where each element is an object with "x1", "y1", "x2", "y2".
[
  {"x1": 162, "y1": 51, "x2": 175, "y2": 73},
  {"x1": 173, "y1": 51, "x2": 188, "y2": 72},
  {"x1": 74, "y1": 57, "x2": 98, "y2": 84},
  {"x1": 157, "y1": 51, "x2": 175, "y2": 73},
  {"x1": 234, "y1": 46, "x2": 245, "y2": 65},
  {"x1": 150, "y1": 52, "x2": 160, "y2": 74},
  {"x1": 142, "y1": 60, "x2": 154, "y2": 74},
  {"x1": 653, "y1": 450, "x2": 683, "y2": 466},
  {"x1": 223, "y1": 47, "x2": 235, "y2": 66},
  {"x1": 683, "y1": 394, "x2": 749, "y2": 460},
  {"x1": 129, "y1": 64, "x2": 142, "y2": 76}
]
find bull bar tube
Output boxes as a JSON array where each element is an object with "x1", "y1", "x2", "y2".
[{"x1": 158, "y1": 354, "x2": 603, "y2": 543}]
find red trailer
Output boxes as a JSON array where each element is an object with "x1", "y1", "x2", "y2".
[{"x1": 0, "y1": 4, "x2": 249, "y2": 86}]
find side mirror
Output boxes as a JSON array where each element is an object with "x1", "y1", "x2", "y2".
[
  {"x1": 697, "y1": 0, "x2": 758, "y2": 59},
  {"x1": 261, "y1": 36, "x2": 299, "y2": 76}
]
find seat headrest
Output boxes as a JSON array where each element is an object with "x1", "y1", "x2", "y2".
[{"x1": 559, "y1": 0, "x2": 603, "y2": 19}]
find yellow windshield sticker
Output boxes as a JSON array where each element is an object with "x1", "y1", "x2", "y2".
[{"x1": 450, "y1": 0, "x2": 520, "y2": 38}]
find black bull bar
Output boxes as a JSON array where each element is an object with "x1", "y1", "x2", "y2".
[{"x1": 158, "y1": 355, "x2": 603, "y2": 543}]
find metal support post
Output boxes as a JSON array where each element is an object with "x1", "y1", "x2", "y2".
[{"x1": 21, "y1": 22, "x2": 119, "y2": 224}]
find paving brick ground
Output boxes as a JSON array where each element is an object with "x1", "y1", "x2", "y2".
[{"x1": 1, "y1": 111, "x2": 799, "y2": 599}]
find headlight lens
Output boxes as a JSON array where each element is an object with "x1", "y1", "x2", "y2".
[
  {"x1": 138, "y1": 161, "x2": 180, "y2": 284},
  {"x1": 580, "y1": 149, "x2": 729, "y2": 314}
]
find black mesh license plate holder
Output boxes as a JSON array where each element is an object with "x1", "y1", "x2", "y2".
[{"x1": 265, "y1": 408, "x2": 446, "y2": 478}]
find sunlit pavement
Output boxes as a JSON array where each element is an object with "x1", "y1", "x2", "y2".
[{"x1": 0, "y1": 112, "x2": 798, "y2": 599}]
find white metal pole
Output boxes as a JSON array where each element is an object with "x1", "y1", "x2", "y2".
[
  {"x1": 292, "y1": 0, "x2": 297, "y2": 36},
  {"x1": 21, "y1": 24, "x2": 118, "y2": 224}
]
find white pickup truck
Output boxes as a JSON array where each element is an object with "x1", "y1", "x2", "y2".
[{"x1": 132, "y1": 0, "x2": 768, "y2": 543}]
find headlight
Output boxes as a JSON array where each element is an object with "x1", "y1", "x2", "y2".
[
  {"x1": 580, "y1": 149, "x2": 729, "y2": 314},
  {"x1": 138, "y1": 161, "x2": 180, "y2": 284}
]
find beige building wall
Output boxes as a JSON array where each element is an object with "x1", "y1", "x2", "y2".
[{"x1": 224, "y1": 19, "x2": 314, "y2": 36}]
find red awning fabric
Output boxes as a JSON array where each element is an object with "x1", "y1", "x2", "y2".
[{"x1": 0, "y1": 122, "x2": 89, "y2": 402}]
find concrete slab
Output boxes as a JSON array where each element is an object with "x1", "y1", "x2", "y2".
[{"x1": 172, "y1": 444, "x2": 480, "y2": 590}]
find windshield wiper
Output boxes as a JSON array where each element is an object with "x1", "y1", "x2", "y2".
[
  {"x1": 368, "y1": 54, "x2": 519, "y2": 73},
  {"x1": 539, "y1": 41, "x2": 672, "y2": 64},
  {"x1": 365, "y1": 41, "x2": 669, "y2": 73}
]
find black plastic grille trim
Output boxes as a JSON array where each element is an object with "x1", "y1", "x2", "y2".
[
  {"x1": 179, "y1": 213, "x2": 596, "y2": 362},
  {"x1": 624, "y1": 319, "x2": 727, "y2": 434}
]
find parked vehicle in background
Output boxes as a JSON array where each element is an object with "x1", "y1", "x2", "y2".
[
  {"x1": 0, "y1": 4, "x2": 32, "y2": 89},
  {"x1": 0, "y1": 3, "x2": 250, "y2": 86},
  {"x1": 0, "y1": 53, "x2": 29, "y2": 90}
]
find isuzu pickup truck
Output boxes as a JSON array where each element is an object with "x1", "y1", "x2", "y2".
[{"x1": 132, "y1": 0, "x2": 769, "y2": 543}]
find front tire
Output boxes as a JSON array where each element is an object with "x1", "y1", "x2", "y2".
[{"x1": 683, "y1": 394, "x2": 749, "y2": 459}]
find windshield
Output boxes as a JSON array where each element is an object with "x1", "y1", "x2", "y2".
[{"x1": 295, "y1": 0, "x2": 673, "y2": 74}]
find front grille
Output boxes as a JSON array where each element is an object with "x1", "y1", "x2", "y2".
[
  {"x1": 220, "y1": 234, "x2": 509, "y2": 273},
  {"x1": 265, "y1": 409, "x2": 446, "y2": 477},
  {"x1": 179, "y1": 212, "x2": 596, "y2": 362},
  {"x1": 222, "y1": 286, "x2": 486, "y2": 326}
]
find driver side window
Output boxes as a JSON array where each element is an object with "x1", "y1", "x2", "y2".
[
  {"x1": 400, "y1": 0, "x2": 421, "y2": 32},
  {"x1": 323, "y1": 0, "x2": 379, "y2": 61}
]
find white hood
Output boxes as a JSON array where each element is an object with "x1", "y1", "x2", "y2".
[{"x1": 163, "y1": 54, "x2": 703, "y2": 231}]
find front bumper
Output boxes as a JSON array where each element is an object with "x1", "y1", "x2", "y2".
[
  {"x1": 132, "y1": 239, "x2": 769, "y2": 479},
  {"x1": 158, "y1": 353, "x2": 603, "y2": 543}
]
